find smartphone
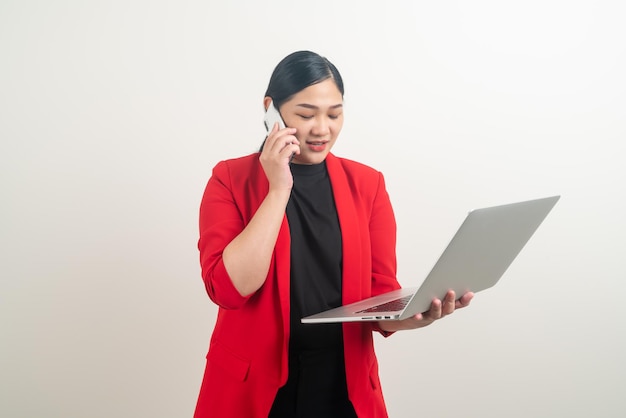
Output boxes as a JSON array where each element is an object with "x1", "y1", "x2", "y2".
[
  {"x1": 263, "y1": 101, "x2": 295, "y2": 162},
  {"x1": 263, "y1": 101, "x2": 286, "y2": 133}
]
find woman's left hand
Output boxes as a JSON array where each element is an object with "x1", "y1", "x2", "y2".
[{"x1": 378, "y1": 290, "x2": 474, "y2": 332}]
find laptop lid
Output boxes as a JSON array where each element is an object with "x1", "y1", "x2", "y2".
[{"x1": 301, "y1": 195, "x2": 560, "y2": 324}]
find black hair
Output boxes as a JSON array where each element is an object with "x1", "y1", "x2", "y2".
[
  {"x1": 265, "y1": 50, "x2": 344, "y2": 109},
  {"x1": 260, "y1": 51, "x2": 344, "y2": 151}
]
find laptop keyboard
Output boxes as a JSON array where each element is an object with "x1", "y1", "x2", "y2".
[{"x1": 356, "y1": 295, "x2": 412, "y2": 314}]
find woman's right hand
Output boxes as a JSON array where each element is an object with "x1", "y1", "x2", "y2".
[{"x1": 259, "y1": 123, "x2": 300, "y2": 191}]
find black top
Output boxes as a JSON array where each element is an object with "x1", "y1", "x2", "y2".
[
  {"x1": 269, "y1": 161, "x2": 357, "y2": 417},
  {"x1": 286, "y1": 161, "x2": 344, "y2": 351}
]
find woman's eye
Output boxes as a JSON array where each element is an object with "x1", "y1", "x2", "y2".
[
  {"x1": 298, "y1": 115, "x2": 314, "y2": 120},
  {"x1": 328, "y1": 114, "x2": 340, "y2": 120}
]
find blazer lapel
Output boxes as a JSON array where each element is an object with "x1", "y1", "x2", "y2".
[{"x1": 326, "y1": 154, "x2": 364, "y2": 305}]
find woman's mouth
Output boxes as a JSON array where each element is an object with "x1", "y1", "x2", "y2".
[{"x1": 306, "y1": 140, "x2": 328, "y2": 152}]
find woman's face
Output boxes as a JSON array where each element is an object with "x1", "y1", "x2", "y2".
[{"x1": 276, "y1": 79, "x2": 344, "y2": 165}]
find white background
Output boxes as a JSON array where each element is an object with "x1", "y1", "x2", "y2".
[{"x1": 1, "y1": 1, "x2": 624, "y2": 417}]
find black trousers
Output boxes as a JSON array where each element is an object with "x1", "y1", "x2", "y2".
[{"x1": 269, "y1": 347, "x2": 358, "y2": 418}]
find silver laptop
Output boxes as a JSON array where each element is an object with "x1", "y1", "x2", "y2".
[{"x1": 301, "y1": 195, "x2": 560, "y2": 324}]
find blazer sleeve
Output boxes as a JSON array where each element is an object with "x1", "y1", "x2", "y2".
[{"x1": 197, "y1": 160, "x2": 252, "y2": 309}]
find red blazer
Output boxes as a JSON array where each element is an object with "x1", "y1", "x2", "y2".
[{"x1": 195, "y1": 153, "x2": 401, "y2": 418}]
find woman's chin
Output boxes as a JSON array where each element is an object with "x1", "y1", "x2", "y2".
[{"x1": 292, "y1": 152, "x2": 329, "y2": 165}]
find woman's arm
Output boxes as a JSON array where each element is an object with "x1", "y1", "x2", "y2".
[
  {"x1": 222, "y1": 125, "x2": 299, "y2": 296},
  {"x1": 221, "y1": 188, "x2": 290, "y2": 296}
]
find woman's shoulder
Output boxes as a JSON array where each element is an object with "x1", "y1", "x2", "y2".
[
  {"x1": 212, "y1": 153, "x2": 260, "y2": 172},
  {"x1": 328, "y1": 154, "x2": 382, "y2": 178},
  {"x1": 208, "y1": 153, "x2": 264, "y2": 189}
]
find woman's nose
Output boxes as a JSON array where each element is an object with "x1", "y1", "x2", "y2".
[{"x1": 312, "y1": 116, "x2": 330, "y2": 136}]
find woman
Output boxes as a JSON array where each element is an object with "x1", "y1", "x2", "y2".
[{"x1": 194, "y1": 51, "x2": 473, "y2": 418}]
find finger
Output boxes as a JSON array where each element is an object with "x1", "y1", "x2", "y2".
[
  {"x1": 270, "y1": 121, "x2": 279, "y2": 134},
  {"x1": 262, "y1": 123, "x2": 280, "y2": 145},
  {"x1": 281, "y1": 137, "x2": 300, "y2": 155},
  {"x1": 425, "y1": 298, "x2": 443, "y2": 320},
  {"x1": 267, "y1": 126, "x2": 295, "y2": 143},
  {"x1": 266, "y1": 130, "x2": 298, "y2": 155},
  {"x1": 289, "y1": 141, "x2": 301, "y2": 157},
  {"x1": 282, "y1": 143, "x2": 300, "y2": 163},
  {"x1": 440, "y1": 290, "x2": 456, "y2": 316},
  {"x1": 455, "y1": 292, "x2": 474, "y2": 309}
]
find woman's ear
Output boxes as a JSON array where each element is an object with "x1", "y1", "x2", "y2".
[{"x1": 263, "y1": 96, "x2": 272, "y2": 112}]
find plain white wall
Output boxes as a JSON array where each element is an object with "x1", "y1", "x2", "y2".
[{"x1": 1, "y1": 1, "x2": 624, "y2": 417}]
